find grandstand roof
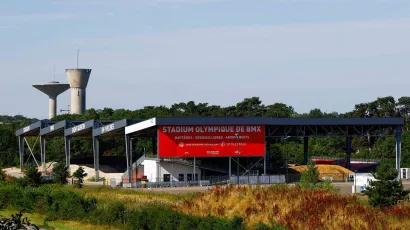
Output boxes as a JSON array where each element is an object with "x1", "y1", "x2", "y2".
[
  {"x1": 64, "y1": 120, "x2": 115, "y2": 137},
  {"x1": 93, "y1": 119, "x2": 142, "y2": 137},
  {"x1": 40, "y1": 120, "x2": 85, "y2": 137},
  {"x1": 125, "y1": 117, "x2": 404, "y2": 136}
]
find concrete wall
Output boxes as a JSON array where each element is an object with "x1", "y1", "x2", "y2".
[
  {"x1": 142, "y1": 160, "x2": 158, "y2": 182},
  {"x1": 159, "y1": 162, "x2": 201, "y2": 182},
  {"x1": 141, "y1": 160, "x2": 201, "y2": 182}
]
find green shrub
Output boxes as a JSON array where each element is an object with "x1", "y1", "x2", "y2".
[
  {"x1": 87, "y1": 176, "x2": 106, "y2": 182},
  {"x1": 52, "y1": 162, "x2": 69, "y2": 185},
  {"x1": 0, "y1": 183, "x2": 250, "y2": 230},
  {"x1": 297, "y1": 160, "x2": 319, "y2": 190},
  {"x1": 0, "y1": 165, "x2": 6, "y2": 181},
  {"x1": 318, "y1": 179, "x2": 339, "y2": 192},
  {"x1": 364, "y1": 164, "x2": 410, "y2": 207},
  {"x1": 23, "y1": 166, "x2": 43, "y2": 187},
  {"x1": 72, "y1": 166, "x2": 87, "y2": 188},
  {"x1": 253, "y1": 222, "x2": 272, "y2": 230}
]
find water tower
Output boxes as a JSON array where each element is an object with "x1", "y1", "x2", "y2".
[
  {"x1": 65, "y1": 49, "x2": 92, "y2": 115},
  {"x1": 32, "y1": 81, "x2": 70, "y2": 119}
]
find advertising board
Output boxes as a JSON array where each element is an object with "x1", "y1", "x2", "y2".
[{"x1": 158, "y1": 125, "x2": 265, "y2": 157}]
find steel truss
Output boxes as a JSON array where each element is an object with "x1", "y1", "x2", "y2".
[{"x1": 266, "y1": 125, "x2": 397, "y2": 137}]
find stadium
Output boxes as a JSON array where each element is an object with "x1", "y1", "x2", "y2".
[
  {"x1": 15, "y1": 116, "x2": 404, "y2": 188},
  {"x1": 16, "y1": 65, "x2": 405, "y2": 189}
]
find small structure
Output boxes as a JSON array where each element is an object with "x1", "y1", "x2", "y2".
[
  {"x1": 141, "y1": 158, "x2": 201, "y2": 183},
  {"x1": 352, "y1": 173, "x2": 375, "y2": 193},
  {"x1": 401, "y1": 168, "x2": 410, "y2": 180}
]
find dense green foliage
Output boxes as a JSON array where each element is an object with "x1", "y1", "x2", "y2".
[
  {"x1": 0, "y1": 182, "x2": 285, "y2": 229},
  {"x1": 72, "y1": 166, "x2": 87, "y2": 188},
  {"x1": 0, "y1": 166, "x2": 6, "y2": 182},
  {"x1": 364, "y1": 164, "x2": 410, "y2": 207},
  {"x1": 1, "y1": 96, "x2": 410, "y2": 168},
  {"x1": 23, "y1": 166, "x2": 42, "y2": 187},
  {"x1": 296, "y1": 161, "x2": 338, "y2": 192},
  {"x1": 297, "y1": 160, "x2": 319, "y2": 189},
  {"x1": 52, "y1": 162, "x2": 69, "y2": 185}
]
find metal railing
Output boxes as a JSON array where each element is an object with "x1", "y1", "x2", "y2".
[
  {"x1": 120, "y1": 174, "x2": 295, "y2": 188},
  {"x1": 311, "y1": 156, "x2": 380, "y2": 163}
]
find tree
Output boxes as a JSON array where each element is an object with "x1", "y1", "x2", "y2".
[
  {"x1": 298, "y1": 160, "x2": 319, "y2": 189},
  {"x1": 364, "y1": 164, "x2": 410, "y2": 207},
  {"x1": 0, "y1": 165, "x2": 6, "y2": 181},
  {"x1": 52, "y1": 162, "x2": 69, "y2": 185},
  {"x1": 72, "y1": 166, "x2": 87, "y2": 188},
  {"x1": 23, "y1": 166, "x2": 42, "y2": 186}
]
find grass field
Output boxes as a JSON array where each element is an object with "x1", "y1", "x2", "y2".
[
  {"x1": 2, "y1": 183, "x2": 410, "y2": 229},
  {"x1": 58, "y1": 185, "x2": 192, "y2": 209}
]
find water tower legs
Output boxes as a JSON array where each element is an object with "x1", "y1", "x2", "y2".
[{"x1": 49, "y1": 96, "x2": 57, "y2": 119}]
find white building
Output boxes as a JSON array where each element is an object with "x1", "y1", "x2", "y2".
[
  {"x1": 352, "y1": 173, "x2": 375, "y2": 193},
  {"x1": 141, "y1": 159, "x2": 201, "y2": 182},
  {"x1": 401, "y1": 168, "x2": 410, "y2": 180}
]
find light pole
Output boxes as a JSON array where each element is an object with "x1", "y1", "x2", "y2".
[{"x1": 235, "y1": 133, "x2": 240, "y2": 185}]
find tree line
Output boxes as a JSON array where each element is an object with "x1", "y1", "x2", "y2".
[{"x1": 1, "y1": 96, "x2": 410, "y2": 168}]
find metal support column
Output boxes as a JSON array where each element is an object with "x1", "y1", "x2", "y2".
[
  {"x1": 19, "y1": 136, "x2": 25, "y2": 172},
  {"x1": 40, "y1": 136, "x2": 46, "y2": 173},
  {"x1": 229, "y1": 157, "x2": 231, "y2": 177},
  {"x1": 64, "y1": 136, "x2": 71, "y2": 168},
  {"x1": 152, "y1": 136, "x2": 156, "y2": 155},
  {"x1": 264, "y1": 141, "x2": 270, "y2": 175},
  {"x1": 93, "y1": 137, "x2": 100, "y2": 180},
  {"x1": 193, "y1": 157, "x2": 196, "y2": 182},
  {"x1": 396, "y1": 126, "x2": 402, "y2": 178},
  {"x1": 303, "y1": 136, "x2": 308, "y2": 165},
  {"x1": 125, "y1": 135, "x2": 132, "y2": 184},
  {"x1": 130, "y1": 138, "x2": 133, "y2": 164},
  {"x1": 346, "y1": 136, "x2": 351, "y2": 170}
]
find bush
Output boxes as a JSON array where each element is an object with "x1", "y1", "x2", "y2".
[
  {"x1": 0, "y1": 165, "x2": 6, "y2": 181},
  {"x1": 72, "y1": 167, "x2": 87, "y2": 188},
  {"x1": 318, "y1": 179, "x2": 339, "y2": 192},
  {"x1": 52, "y1": 162, "x2": 69, "y2": 185},
  {"x1": 23, "y1": 166, "x2": 43, "y2": 187},
  {"x1": 364, "y1": 164, "x2": 410, "y2": 207},
  {"x1": 87, "y1": 176, "x2": 105, "y2": 182},
  {"x1": 297, "y1": 160, "x2": 319, "y2": 190}
]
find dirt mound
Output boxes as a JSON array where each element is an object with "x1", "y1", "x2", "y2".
[{"x1": 291, "y1": 164, "x2": 353, "y2": 181}]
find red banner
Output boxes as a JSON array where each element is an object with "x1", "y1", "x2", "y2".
[{"x1": 158, "y1": 125, "x2": 265, "y2": 157}]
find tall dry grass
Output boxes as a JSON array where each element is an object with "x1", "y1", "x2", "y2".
[
  {"x1": 176, "y1": 185, "x2": 410, "y2": 230},
  {"x1": 58, "y1": 185, "x2": 188, "y2": 208}
]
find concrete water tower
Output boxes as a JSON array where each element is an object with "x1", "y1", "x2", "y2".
[
  {"x1": 32, "y1": 81, "x2": 70, "y2": 119},
  {"x1": 65, "y1": 69, "x2": 91, "y2": 115},
  {"x1": 65, "y1": 49, "x2": 92, "y2": 115}
]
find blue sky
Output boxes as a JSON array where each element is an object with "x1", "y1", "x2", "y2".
[{"x1": 1, "y1": 0, "x2": 409, "y2": 119}]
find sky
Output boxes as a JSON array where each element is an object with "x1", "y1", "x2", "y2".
[{"x1": 1, "y1": 0, "x2": 409, "y2": 119}]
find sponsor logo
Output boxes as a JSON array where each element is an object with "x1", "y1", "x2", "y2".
[
  {"x1": 23, "y1": 126, "x2": 30, "y2": 133},
  {"x1": 72, "y1": 124, "x2": 86, "y2": 133},
  {"x1": 102, "y1": 124, "x2": 115, "y2": 133}
]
